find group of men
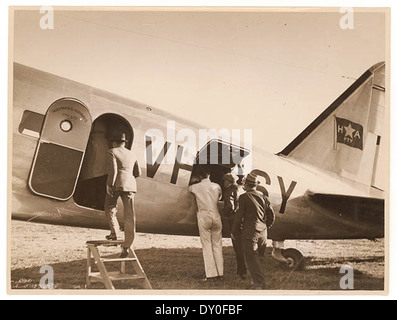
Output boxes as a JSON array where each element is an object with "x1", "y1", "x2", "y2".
[
  {"x1": 102, "y1": 131, "x2": 273, "y2": 289},
  {"x1": 188, "y1": 170, "x2": 273, "y2": 290}
]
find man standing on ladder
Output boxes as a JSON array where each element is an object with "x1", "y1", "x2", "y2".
[{"x1": 104, "y1": 131, "x2": 141, "y2": 258}]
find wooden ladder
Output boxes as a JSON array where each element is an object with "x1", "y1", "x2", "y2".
[{"x1": 86, "y1": 240, "x2": 152, "y2": 290}]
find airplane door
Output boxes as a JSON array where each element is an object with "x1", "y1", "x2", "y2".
[{"x1": 29, "y1": 98, "x2": 92, "y2": 201}]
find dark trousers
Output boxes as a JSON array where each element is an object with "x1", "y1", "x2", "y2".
[
  {"x1": 242, "y1": 232, "x2": 267, "y2": 286},
  {"x1": 224, "y1": 217, "x2": 247, "y2": 277}
]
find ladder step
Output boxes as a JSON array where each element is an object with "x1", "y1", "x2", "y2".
[
  {"x1": 89, "y1": 271, "x2": 146, "y2": 282},
  {"x1": 102, "y1": 258, "x2": 137, "y2": 263},
  {"x1": 86, "y1": 240, "x2": 152, "y2": 290},
  {"x1": 86, "y1": 240, "x2": 124, "y2": 247}
]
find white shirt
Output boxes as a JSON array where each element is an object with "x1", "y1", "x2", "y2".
[{"x1": 188, "y1": 178, "x2": 222, "y2": 217}]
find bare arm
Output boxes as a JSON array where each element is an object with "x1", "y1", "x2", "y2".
[
  {"x1": 233, "y1": 189, "x2": 239, "y2": 211},
  {"x1": 217, "y1": 185, "x2": 222, "y2": 201}
]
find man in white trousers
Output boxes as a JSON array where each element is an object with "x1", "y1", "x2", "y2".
[{"x1": 188, "y1": 170, "x2": 224, "y2": 281}]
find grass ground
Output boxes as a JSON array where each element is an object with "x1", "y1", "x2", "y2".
[{"x1": 9, "y1": 220, "x2": 385, "y2": 292}]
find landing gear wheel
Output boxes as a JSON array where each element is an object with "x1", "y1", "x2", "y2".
[{"x1": 281, "y1": 248, "x2": 305, "y2": 271}]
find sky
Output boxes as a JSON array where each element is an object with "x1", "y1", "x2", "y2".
[{"x1": 12, "y1": 8, "x2": 387, "y2": 153}]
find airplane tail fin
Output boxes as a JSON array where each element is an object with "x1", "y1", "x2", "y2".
[{"x1": 279, "y1": 62, "x2": 386, "y2": 190}]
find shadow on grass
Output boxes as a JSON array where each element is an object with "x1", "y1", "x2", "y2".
[{"x1": 11, "y1": 247, "x2": 384, "y2": 291}]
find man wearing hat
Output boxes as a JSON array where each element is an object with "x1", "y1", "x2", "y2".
[
  {"x1": 105, "y1": 131, "x2": 141, "y2": 258},
  {"x1": 231, "y1": 172, "x2": 270, "y2": 290}
]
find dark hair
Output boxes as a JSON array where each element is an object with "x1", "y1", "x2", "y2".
[
  {"x1": 199, "y1": 172, "x2": 210, "y2": 180},
  {"x1": 197, "y1": 166, "x2": 210, "y2": 179}
]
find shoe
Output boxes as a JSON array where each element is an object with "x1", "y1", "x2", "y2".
[
  {"x1": 202, "y1": 277, "x2": 217, "y2": 282},
  {"x1": 239, "y1": 274, "x2": 247, "y2": 280},
  {"x1": 105, "y1": 234, "x2": 117, "y2": 241},
  {"x1": 217, "y1": 276, "x2": 224, "y2": 282},
  {"x1": 247, "y1": 283, "x2": 265, "y2": 290},
  {"x1": 119, "y1": 248, "x2": 129, "y2": 259}
]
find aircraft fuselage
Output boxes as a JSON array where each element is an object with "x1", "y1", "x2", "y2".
[{"x1": 11, "y1": 63, "x2": 385, "y2": 241}]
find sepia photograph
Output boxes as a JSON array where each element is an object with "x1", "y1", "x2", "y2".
[{"x1": 8, "y1": 6, "x2": 390, "y2": 295}]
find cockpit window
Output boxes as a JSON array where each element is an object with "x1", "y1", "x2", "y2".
[{"x1": 18, "y1": 110, "x2": 44, "y2": 138}]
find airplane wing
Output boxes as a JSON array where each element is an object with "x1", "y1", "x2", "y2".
[
  {"x1": 307, "y1": 192, "x2": 384, "y2": 222},
  {"x1": 304, "y1": 190, "x2": 384, "y2": 239}
]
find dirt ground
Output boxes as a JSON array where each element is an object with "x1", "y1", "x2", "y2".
[{"x1": 9, "y1": 220, "x2": 386, "y2": 293}]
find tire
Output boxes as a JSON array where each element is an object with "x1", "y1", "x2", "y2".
[{"x1": 281, "y1": 248, "x2": 305, "y2": 271}]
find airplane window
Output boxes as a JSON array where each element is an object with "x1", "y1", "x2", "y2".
[
  {"x1": 60, "y1": 120, "x2": 73, "y2": 132},
  {"x1": 18, "y1": 110, "x2": 44, "y2": 138}
]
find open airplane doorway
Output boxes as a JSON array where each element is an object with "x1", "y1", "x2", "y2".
[
  {"x1": 73, "y1": 113, "x2": 134, "y2": 210},
  {"x1": 190, "y1": 140, "x2": 250, "y2": 187}
]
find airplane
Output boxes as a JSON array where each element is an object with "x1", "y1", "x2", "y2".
[{"x1": 11, "y1": 61, "x2": 386, "y2": 271}]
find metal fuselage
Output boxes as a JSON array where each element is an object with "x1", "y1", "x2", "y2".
[{"x1": 11, "y1": 63, "x2": 385, "y2": 241}]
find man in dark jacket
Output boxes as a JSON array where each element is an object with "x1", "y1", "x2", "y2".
[
  {"x1": 222, "y1": 173, "x2": 247, "y2": 279},
  {"x1": 231, "y1": 173, "x2": 270, "y2": 290},
  {"x1": 105, "y1": 132, "x2": 141, "y2": 258}
]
